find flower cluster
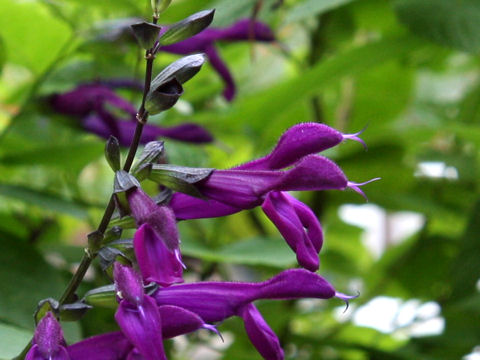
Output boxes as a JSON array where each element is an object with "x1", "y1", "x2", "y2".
[
  {"x1": 26, "y1": 6, "x2": 377, "y2": 360},
  {"x1": 27, "y1": 122, "x2": 374, "y2": 360}
]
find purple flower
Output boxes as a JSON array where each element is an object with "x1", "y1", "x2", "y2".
[
  {"x1": 152, "y1": 268, "x2": 348, "y2": 360},
  {"x1": 240, "y1": 303, "x2": 284, "y2": 360},
  {"x1": 169, "y1": 123, "x2": 376, "y2": 271},
  {"x1": 236, "y1": 122, "x2": 366, "y2": 171},
  {"x1": 171, "y1": 123, "x2": 369, "y2": 219},
  {"x1": 26, "y1": 312, "x2": 70, "y2": 360},
  {"x1": 68, "y1": 332, "x2": 133, "y2": 360},
  {"x1": 50, "y1": 83, "x2": 213, "y2": 146},
  {"x1": 113, "y1": 262, "x2": 166, "y2": 360},
  {"x1": 127, "y1": 187, "x2": 180, "y2": 252},
  {"x1": 67, "y1": 304, "x2": 219, "y2": 360},
  {"x1": 127, "y1": 187, "x2": 185, "y2": 284},
  {"x1": 160, "y1": 19, "x2": 275, "y2": 101},
  {"x1": 134, "y1": 223, "x2": 184, "y2": 286},
  {"x1": 262, "y1": 191, "x2": 322, "y2": 272}
]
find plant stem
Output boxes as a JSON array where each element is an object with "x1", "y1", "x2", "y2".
[{"x1": 14, "y1": 16, "x2": 159, "y2": 360}]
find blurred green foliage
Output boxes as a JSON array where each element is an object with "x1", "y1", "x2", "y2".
[{"x1": 0, "y1": 0, "x2": 479, "y2": 359}]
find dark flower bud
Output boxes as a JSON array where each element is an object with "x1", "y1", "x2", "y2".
[
  {"x1": 159, "y1": 9, "x2": 215, "y2": 46},
  {"x1": 113, "y1": 262, "x2": 144, "y2": 306},
  {"x1": 150, "y1": 53, "x2": 206, "y2": 88},
  {"x1": 105, "y1": 136, "x2": 121, "y2": 171},
  {"x1": 131, "y1": 22, "x2": 162, "y2": 50},
  {"x1": 149, "y1": 163, "x2": 213, "y2": 198},
  {"x1": 144, "y1": 78, "x2": 183, "y2": 115},
  {"x1": 131, "y1": 141, "x2": 165, "y2": 175}
]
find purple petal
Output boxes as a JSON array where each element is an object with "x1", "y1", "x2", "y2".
[
  {"x1": 217, "y1": 19, "x2": 275, "y2": 42},
  {"x1": 113, "y1": 263, "x2": 144, "y2": 306},
  {"x1": 127, "y1": 349, "x2": 145, "y2": 360},
  {"x1": 134, "y1": 224, "x2": 183, "y2": 286},
  {"x1": 255, "y1": 269, "x2": 335, "y2": 300},
  {"x1": 170, "y1": 194, "x2": 242, "y2": 220},
  {"x1": 115, "y1": 296, "x2": 166, "y2": 360},
  {"x1": 197, "y1": 169, "x2": 281, "y2": 208},
  {"x1": 237, "y1": 123, "x2": 345, "y2": 170},
  {"x1": 152, "y1": 123, "x2": 214, "y2": 143},
  {"x1": 239, "y1": 304, "x2": 284, "y2": 360},
  {"x1": 277, "y1": 155, "x2": 348, "y2": 192},
  {"x1": 154, "y1": 269, "x2": 336, "y2": 323},
  {"x1": 262, "y1": 191, "x2": 320, "y2": 271},
  {"x1": 204, "y1": 44, "x2": 236, "y2": 101},
  {"x1": 30, "y1": 312, "x2": 67, "y2": 360},
  {"x1": 68, "y1": 332, "x2": 132, "y2": 360},
  {"x1": 26, "y1": 345, "x2": 70, "y2": 360},
  {"x1": 159, "y1": 305, "x2": 216, "y2": 338},
  {"x1": 127, "y1": 188, "x2": 180, "y2": 251},
  {"x1": 50, "y1": 84, "x2": 136, "y2": 117},
  {"x1": 286, "y1": 193, "x2": 323, "y2": 252}
]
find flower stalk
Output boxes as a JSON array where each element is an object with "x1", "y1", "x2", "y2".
[{"x1": 15, "y1": 13, "x2": 161, "y2": 360}]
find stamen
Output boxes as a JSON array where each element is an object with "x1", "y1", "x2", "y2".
[
  {"x1": 335, "y1": 291, "x2": 359, "y2": 313},
  {"x1": 203, "y1": 324, "x2": 224, "y2": 342},
  {"x1": 343, "y1": 124, "x2": 369, "y2": 150},
  {"x1": 175, "y1": 249, "x2": 187, "y2": 269},
  {"x1": 347, "y1": 177, "x2": 381, "y2": 201}
]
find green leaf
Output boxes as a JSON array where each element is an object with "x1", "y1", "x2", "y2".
[
  {"x1": 0, "y1": 0, "x2": 73, "y2": 74},
  {"x1": 195, "y1": 34, "x2": 425, "y2": 134},
  {"x1": 0, "y1": 237, "x2": 66, "y2": 330},
  {"x1": 150, "y1": 54, "x2": 206, "y2": 89},
  {"x1": 395, "y1": 0, "x2": 480, "y2": 53},
  {"x1": 285, "y1": 0, "x2": 355, "y2": 24},
  {"x1": 449, "y1": 199, "x2": 480, "y2": 300},
  {"x1": 181, "y1": 236, "x2": 297, "y2": 268},
  {"x1": 0, "y1": 141, "x2": 103, "y2": 171},
  {"x1": 0, "y1": 322, "x2": 31, "y2": 360},
  {"x1": 159, "y1": 9, "x2": 215, "y2": 46},
  {"x1": 0, "y1": 184, "x2": 91, "y2": 219},
  {"x1": 131, "y1": 141, "x2": 164, "y2": 175},
  {"x1": 0, "y1": 36, "x2": 5, "y2": 73}
]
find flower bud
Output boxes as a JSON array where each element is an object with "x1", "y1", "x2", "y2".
[
  {"x1": 113, "y1": 262, "x2": 144, "y2": 306},
  {"x1": 131, "y1": 22, "x2": 162, "y2": 50},
  {"x1": 159, "y1": 10, "x2": 215, "y2": 46},
  {"x1": 144, "y1": 78, "x2": 183, "y2": 115}
]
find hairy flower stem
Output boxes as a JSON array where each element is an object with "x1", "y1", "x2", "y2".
[{"x1": 15, "y1": 16, "x2": 159, "y2": 360}]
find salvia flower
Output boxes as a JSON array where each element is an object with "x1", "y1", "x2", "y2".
[
  {"x1": 152, "y1": 268, "x2": 349, "y2": 360},
  {"x1": 113, "y1": 262, "x2": 166, "y2": 360},
  {"x1": 67, "y1": 305, "x2": 218, "y2": 360},
  {"x1": 134, "y1": 223, "x2": 183, "y2": 286},
  {"x1": 26, "y1": 312, "x2": 70, "y2": 360},
  {"x1": 169, "y1": 123, "x2": 377, "y2": 271},
  {"x1": 127, "y1": 187, "x2": 184, "y2": 285},
  {"x1": 50, "y1": 83, "x2": 213, "y2": 146},
  {"x1": 160, "y1": 19, "x2": 275, "y2": 101}
]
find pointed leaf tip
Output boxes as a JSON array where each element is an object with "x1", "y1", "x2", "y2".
[
  {"x1": 105, "y1": 136, "x2": 121, "y2": 171},
  {"x1": 159, "y1": 9, "x2": 215, "y2": 46}
]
